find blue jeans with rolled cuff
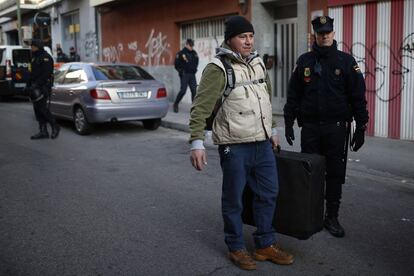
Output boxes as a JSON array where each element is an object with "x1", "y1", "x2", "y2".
[{"x1": 218, "y1": 140, "x2": 278, "y2": 252}]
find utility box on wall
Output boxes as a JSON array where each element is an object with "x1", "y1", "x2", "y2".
[{"x1": 22, "y1": 26, "x2": 33, "y2": 40}]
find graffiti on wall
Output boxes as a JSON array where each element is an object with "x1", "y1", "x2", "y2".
[
  {"x1": 339, "y1": 33, "x2": 413, "y2": 103},
  {"x1": 102, "y1": 43, "x2": 123, "y2": 63},
  {"x1": 84, "y1": 31, "x2": 97, "y2": 58},
  {"x1": 102, "y1": 29, "x2": 172, "y2": 66},
  {"x1": 401, "y1": 33, "x2": 414, "y2": 56}
]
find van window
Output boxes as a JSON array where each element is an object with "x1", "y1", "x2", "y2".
[{"x1": 12, "y1": 49, "x2": 31, "y2": 66}]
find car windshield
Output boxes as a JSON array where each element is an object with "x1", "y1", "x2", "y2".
[{"x1": 92, "y1": 65, "x2": 154, "y2": 81}]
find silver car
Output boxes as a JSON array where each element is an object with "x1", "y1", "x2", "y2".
[{"x1": 50, "y1": 62, "x2": 169, "y2": 135}]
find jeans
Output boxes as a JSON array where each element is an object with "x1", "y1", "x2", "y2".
[{"x1": 219, "y1": 140, "x2": 278, "y2": 251}]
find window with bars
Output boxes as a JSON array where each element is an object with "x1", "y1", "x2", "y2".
[{"x1": 180, "y1": 17, "x2": 227, "y2": 42}]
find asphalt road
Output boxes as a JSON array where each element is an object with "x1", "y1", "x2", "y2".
[{"x1": 1, "y1": 99, "x2": 413, "y2": 276}]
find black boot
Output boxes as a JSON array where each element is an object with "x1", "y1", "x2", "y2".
[
  {"x1": 324, "y1": 202, "x2": 345, "y2": 238},
  {"x1": 31, "y1": 124, "x2": 49, "y2": 140},
  {"x1": 173, "y1": 103, "x2": 179, "y2": 113},
  {"x1": 324, "y1": 215, "x2": 345, "y2": 237},
  {"x1": 51, "y1": 123, "x2": 60, "y2": 139}
]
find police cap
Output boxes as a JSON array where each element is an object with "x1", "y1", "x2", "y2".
[{"x1": 312, "y1": 16, "x2": 334, "y2": 33}]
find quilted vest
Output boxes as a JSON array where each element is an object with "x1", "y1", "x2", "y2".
[{"x1": 210, "y1": 56, "x2": 272, "y2": 145}]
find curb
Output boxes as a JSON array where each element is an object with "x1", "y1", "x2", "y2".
[{"x1": 161, "y1": 120, "x2": 189, "y2": 133}]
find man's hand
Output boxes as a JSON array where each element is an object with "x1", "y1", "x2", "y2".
[
  {"x1": 351, "y1": 127, "x2": 365, "y2": 152},
  {"x1": 190, "y1": 149, "x2": 207, "y2": 171},
  {"x1": 285, "y1": 125, "x2": 295, "y2": 146},
  {"x1": 270, "y1": 135, "x2": 280, "y2": 152}
]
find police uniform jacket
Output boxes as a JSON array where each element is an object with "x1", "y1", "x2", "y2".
[
  {"x1": 175, "y1": 47, "x2": 199, "y2": 74},
  {"x1": 284, "y1": 40, "x2": 368, "y2": 127},
  {"x1": 29, "y1": 49, "x2": 54, "y2": 89}
]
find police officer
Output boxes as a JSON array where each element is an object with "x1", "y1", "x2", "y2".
[
  {"x1": 283, "y1": 16, "x2": 368, "y2": 238},
  {"x1": 173, "y1": 38, "x2": 198, "y2": 113},
  {"x1": 29, "y1": 39, "x2": 60, "y2": 140}
]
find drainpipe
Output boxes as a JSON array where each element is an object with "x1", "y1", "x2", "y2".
[{"x1": 16, "y1": 0, "x2": 22, "y2": 45}]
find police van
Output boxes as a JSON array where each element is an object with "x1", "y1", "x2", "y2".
[{"x1": 0, "y1": 45, "x2": 31, "y2": 100}]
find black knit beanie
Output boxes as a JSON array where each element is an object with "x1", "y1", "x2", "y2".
[{"x1": 224, "y1": 15, "x2": 254, "y2": 41}]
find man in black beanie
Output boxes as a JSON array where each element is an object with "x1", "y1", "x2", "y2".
[{"x1": 189, "y1": 15, "x2": 294, "y2": 270}]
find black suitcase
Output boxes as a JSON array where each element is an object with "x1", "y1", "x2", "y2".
[{"x1": 242, "y1": 150, "x2": 326, "y2": 240}]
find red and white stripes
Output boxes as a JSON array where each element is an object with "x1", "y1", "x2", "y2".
[{"x1": 328, "y1": 0, "x2": 414, "y2": 140}]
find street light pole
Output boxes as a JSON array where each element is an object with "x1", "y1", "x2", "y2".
[{"x1": 16, "y1": 0, "x2": 22, "y2": 45}]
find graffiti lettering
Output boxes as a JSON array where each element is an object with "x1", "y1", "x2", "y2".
[
  {"x1": 84, "y1": 31, "x2": 97, "y2": 58},
  {"x1": 143, "y1": 29, "x2": 172, "y2": 66},
  {"x1": 102, "y1": 29, "x2": 172, "y2": 67},
  {"x1": 102, "y1": 43, "x2": 123, "y2": 63},
  {"x1": 338, "y1": 32, "x2": 413, "y2": 103},
  {"x1": 401, "y1": 33, "x2": 414, "y2": 56}
]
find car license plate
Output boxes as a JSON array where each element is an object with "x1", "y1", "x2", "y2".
[
  {"x1": 118, "y1": 91, "x2": 148, "y2": 99},
  {"x1": 15, "y1": 83, "x2": 26, "y2": 88}
]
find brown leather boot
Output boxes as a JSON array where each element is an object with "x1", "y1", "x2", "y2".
[
  {"x1": 228, "y1": 249, "x2": 257, "y2": 270},
  {"x1": 254, "y1": 244, "x2": 294, "y2": 265}
]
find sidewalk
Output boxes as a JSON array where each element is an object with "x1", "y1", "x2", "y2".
[
  {"x1": 161, "y1": 102, "x2": 285, "y2": 133},
  {"x1": 161, "y1": 101, "x2": 414, "y2": 181}
]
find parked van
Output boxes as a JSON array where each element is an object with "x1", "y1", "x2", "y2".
[{"x1": 0, "y1": 45, "x2": 31, "y2": 100}]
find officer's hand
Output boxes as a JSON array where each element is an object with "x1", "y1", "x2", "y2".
[
  {"x1": 190, "y1": 149, "x2": 207, "y2": 171},
  {"x1": 351, "y1": 127, "x2": 365, "y2": 152},
  {"x1": 285, "y1": 126, "x2": 295, "y2": 146}
]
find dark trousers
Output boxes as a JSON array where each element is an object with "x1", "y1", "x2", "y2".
[
  {"x1": 174, "y1": 73, "x2": 197, "y2": 105},
  {"x1": 33, "y1": 96, "x2": 55, "y2": 127},
  {"x1": 301, "y1": 122, "x2": 348, "y2": 205},
  {"x1": 219, "y1": 141, "x2": 278, "y2": 251}
]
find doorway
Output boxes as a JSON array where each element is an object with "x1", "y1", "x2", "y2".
[{"x1": 273, "y1": 18, "x2": 298, "y2": 113}]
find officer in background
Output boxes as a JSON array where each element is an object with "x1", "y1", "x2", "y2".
[
  {"x1": 283, "y1": 16, "x2": 368, "y2": 238},
  {"x1": 173, "y1": 38, "x2": 198, "y2": 113},
  {"x1": 68, "y1": 46, "x2": 80, "y2": 62},
  {"x1": 29, "y1": 39, "x2": 60, "y2": 140},
  {"x1": 56, "y1": 44, "x2": 68, "y2": 63}
]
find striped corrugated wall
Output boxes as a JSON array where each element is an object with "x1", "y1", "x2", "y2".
[{"x1": 329, "y1": 0, "x2": 414, "y2": 140}]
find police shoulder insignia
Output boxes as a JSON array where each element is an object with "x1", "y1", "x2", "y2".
[
  {"x1": 304, "y1": 67, "x2": 311, "y2": 77},
  {"x1": 335, "y1": 68, "x2": 341, "y2": 75},
  {"x1": 353, "y1": 65, "x2": 361, "y2": 73},
  {"x1": 320, "y1": 16, "x2": 327, "y2": 24}
]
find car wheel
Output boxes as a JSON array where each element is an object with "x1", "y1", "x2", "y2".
[
  {"x1": 143, "y1": 118, "x2": 161, "y2": 130},
  {"x1": 73, "y1": 107, "x2": 92, "y2": 135}
]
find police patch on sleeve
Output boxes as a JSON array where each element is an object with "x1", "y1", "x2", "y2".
[{"x1": 353, "y1": 65, "x2": 361, "y2": 73}]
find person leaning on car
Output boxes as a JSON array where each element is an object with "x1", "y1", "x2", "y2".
[
  {"x1": 283, "y1": 16, "x2": 369, "y2": 238},
  {"x1": 189, "y1": 15, "x2": 294, "y2": 271},
  {"x1": 28, "y1": 39, "x2": 60, "y2": 140}
]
